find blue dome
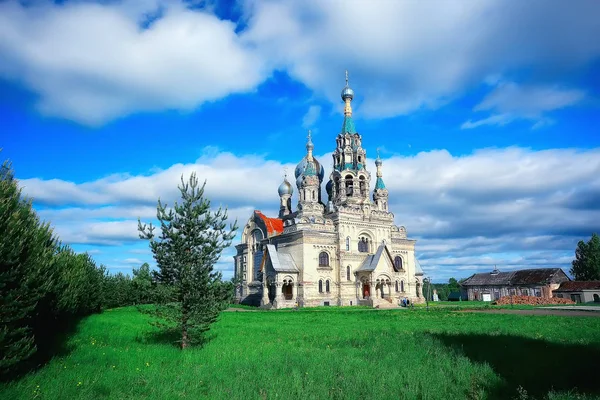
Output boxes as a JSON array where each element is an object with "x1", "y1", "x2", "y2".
[
  {"x1": 295, "y1": 156, "x2": 325, "y2": 182},
  {"x1": 341, "y1": 85, "x2": 354, "y2": 101},
  {"x1": 278, "y1": 179, "x2": 293, "y2": 196},
  {"x1": 325, "y1": 179, "x2": 333, "y2": 195}
]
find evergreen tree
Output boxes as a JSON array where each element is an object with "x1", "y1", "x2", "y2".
[
  {"x1": 132, "y1": 263, "x2": 153, "y2": 304},
  {"x1": 138, "y1": 173, "x2": 237, "y2": 349},
  {"x1": 571, "y1": 233, "x2": 600, "y2": 281},
  {"x1": 0, "y1": 159, "x2": 57, "y2": 375}
]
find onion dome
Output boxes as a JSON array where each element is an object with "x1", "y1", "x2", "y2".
[
  {"x1": 278, "y1": 177, "x2": 293, "y2": 196},
  {"x1": 325, "y1": 179, "x2": 333, "y2": 195},
  {"x1": 341, "y1": 70, "x2": 354, "y2": 101}
]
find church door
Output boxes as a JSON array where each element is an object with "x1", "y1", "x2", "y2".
[
  {"x1": 283, "y1": 283, "x2": 293, "y2": 300},
  {"x1": 363, "y1": 283, "x2": 370, "y2": 298}
]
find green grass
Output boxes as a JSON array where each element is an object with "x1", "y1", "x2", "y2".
[{"x1": 1, "y1": 307, "x2": 599, "y2": 400}]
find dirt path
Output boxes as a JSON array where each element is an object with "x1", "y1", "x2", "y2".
[{"x1": 460, "y1": 309, "x2": 600, "y2": 317}]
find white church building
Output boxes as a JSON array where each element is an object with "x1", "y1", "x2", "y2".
[{"x1": 233, "y1": 73, "x2": 424, "y2": 308}]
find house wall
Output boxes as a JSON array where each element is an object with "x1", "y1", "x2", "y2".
[
  {"x1": 554, "y1": 290, "x2": 600, "y2": 303},
  {"x1": 466, "y1": 285, "x2": 553, "y2": 301}
]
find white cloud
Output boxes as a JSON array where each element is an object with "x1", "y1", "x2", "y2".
[
  {"x1": 1, "y1": 1, "x2": 599, "y2": 125},
  {"x1": 0, "y1": 0, "x2": 267, "y2": 125},
  {"x1": 302, "y1": 105, "x2": 321, "y2": 128},
  {"x1": 20, "y1": 146, "x2": 600, "y2": 281},
  {"x1": 242, "y1": 0, "x2": 600, "y2": 119},
  {"x1": 462, "y1": 82, "x2": 586, "y2": 129}
]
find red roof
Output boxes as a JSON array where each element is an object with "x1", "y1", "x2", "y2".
[
  {"x1": 555, "y1": 281, "x2": 600, "y2": 292},
  {"x1": 254, "y1": 210, "x2": 284, "y2": 235}
]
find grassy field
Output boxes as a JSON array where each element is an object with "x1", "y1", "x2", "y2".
[{"x1": 1, "y1": 307, "x2": 599, "y2": 400}]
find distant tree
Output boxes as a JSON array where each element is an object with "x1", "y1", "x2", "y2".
[
  {"x1": 138, "y1": 173, "x2": 237, "y2": 349},
  {"x1": 132, "y1": 263, "x2": 153, "y2": 304},
  {"x1": 571, "y1": 233, "x2": 600, "y2": 281}
]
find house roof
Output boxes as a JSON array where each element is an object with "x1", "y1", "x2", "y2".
[
  {"x1": 415, "y1": 258, "x2": 424, "y2": 276},
  {"x1": 263, "y1": 244, "x2": 299, "y2": 273},
  {"x1": 254, "y1": 210, "x2": 284, "y2": 236},
  {"x1": 461, "y1": 268, "x2": 568, "y2": 286},
  {"x1": 554, "y1": 281, "x2": 600, "y2": 292},
  {"x1": 357, "y1": 244, "x2": 387, "y2": 272}
]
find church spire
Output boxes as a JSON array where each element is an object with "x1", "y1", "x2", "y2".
[
  {"x1": 306, "y1": 129, "x2": 314, "y2": 160},
  {"x1": 373, "y1": 148, "x2": 388, "y2": 211},
  {"x1": 341, "y1": 70, "x2": 356, "y2": 134}
]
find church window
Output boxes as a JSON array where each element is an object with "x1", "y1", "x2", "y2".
[
  {"x1": 312, "y1": 190, "x2": 316, "y2": 200},
  {"x1": 395, "y1": 281, "x2": 399, "y2": 292},
  {"x1": 319, "y1": 280, "x2": 323, "y2": 293},
  {"x1": 345, "y1": 175, "x2": 353, "y2": 196},
  {"x1": 358, "y1": 237, "x2": 370, "y2": 253},
  {"x1": 326, "y1": 280, "x2": 330, "y2": 293},
  {"x1": 319, "y1": 252, "x2": 330, "y2": 267},
  {"x1": 394, "y1": 256, "x2": 403, "y2": 272},
  {"x1": 359, "y1": 176, "x2": 366, "y2": 196},
  {"x1": 346, "y1": 237, "x2": 350, "y2": 251},
  {"x1": 346, "y1": 266, "x2": 351, "y2": 281},
  {"x1": 400, "y1": 280, "x2": 405, "y2": 292}
]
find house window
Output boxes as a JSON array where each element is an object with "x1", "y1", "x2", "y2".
[
  {"x1": 318, "y1": 280, "x2": 323, "y2": 293},
  {"x1": 556, "y1": 294, "x2": 563, "y2": 298},
  {"x1": 326, "y1": 280, "x2": 330, "y2": 293},
  {"x1": 534, "y1": 289, "x2": 542, "y2": 298},
  {"x1": 522, "y1": 288, "x2": 529, "y2": 296},
  {"x1": 345, "y1": 237, "x2": 350, "y2": 251},
  {"x1": 346, "y1": 266, "x2": 351, "y2": 281},
  {"x1": 319, "y1": 252, "x2": 330, "y2": 267},
  {"x1": 394, "y1": 256, "x2": 403, "y2": 272}
]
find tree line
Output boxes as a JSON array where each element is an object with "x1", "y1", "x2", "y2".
[{"x1": 1, "y1": 158, "x2": 236, "y2": 379}]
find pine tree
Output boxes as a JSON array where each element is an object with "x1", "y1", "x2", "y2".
[
  {"x1": 0, "y1": 159, "x2": 57, "y2": 376},
  {"x1": 571, "y1": 233, "x2": 600, "y2": 281},
  {"x1": 138, "y1": 173, "x2": 237, "y2": 349}
]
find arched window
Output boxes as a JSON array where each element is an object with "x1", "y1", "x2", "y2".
[
  {"x1": 359, "y1": 176, "x2": 366, "y2": 196},
  {"x1": 395, "y1": 281, "x2": 399, "y2": 292},
  {"x1": 346, "y1": 237, "x2": 350, "y2": 251},
  {"x1": 400, "y1": 280, "x2": 405, "y2": 292},
  {"x1": 346, "y1": 265, "x2": 351, "y2": 281},
  {"x1": 326, "y1": 280, "x2": 330, "y2": 293},
  {"x1": 318, "y1": 280, "x2": 323, "y2": 293},
  {"x1": 319, "y1": 252, "x2": 330, "y2": 267},
  {"x1": 312, "y1": 190, "x2": 316, "y2": 200},
  {"x1": 394, "y1": 256, "x2": 403, "y2": 272},
  {"x1": 345, "y1": 175, "x2": 353, "y2": 196},
  {"x1": 594, "y1": 294, "x2": 600, "y2": 303},
  {"x1": 358, "y1": 237, "x2": 369, "y2": 253}
]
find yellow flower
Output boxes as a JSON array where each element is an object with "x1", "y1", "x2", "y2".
[{"x1": 145, "y1": 362, "x2": 150, "y2": 367}]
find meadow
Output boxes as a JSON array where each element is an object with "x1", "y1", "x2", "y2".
[{"x1": 1, "y1": 306, "x2": 599, "y2": 400}]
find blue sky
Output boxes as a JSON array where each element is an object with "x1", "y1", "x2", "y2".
[{"x1": 2, "y1": 0, "x2": 600, "y2": 282}]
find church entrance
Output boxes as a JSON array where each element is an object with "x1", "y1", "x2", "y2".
[
  {"x1": 362, "y1": 283, "x2": 370, "y2": 298},
  {"x1": 283, "y1": 282, "x2": 293, "y2": 300}
]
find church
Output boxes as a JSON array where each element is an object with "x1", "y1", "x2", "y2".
[{"x1": 233, "y1": 73, "x2": 424, "y2": 308}]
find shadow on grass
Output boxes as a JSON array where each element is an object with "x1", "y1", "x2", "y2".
[{"x1": 433, "y1": 333, "x2": 598, "y2": 399}]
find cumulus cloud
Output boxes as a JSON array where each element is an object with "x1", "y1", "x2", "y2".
[
  {"x1": 19, "y1": 146, "x2": 600, "y2": 280},
  {"x1": 0, "y1": 0, "x2": 267, "y2": 125},
  {"x1": 462, "y1": 82, "x2": 586, "y2": 129},
  {"x1": 242, "y1": 0, "x2": 600, "y2": 118},
  {"x1": 1, "y1": 0, "x2": 599, "y2": 125}
]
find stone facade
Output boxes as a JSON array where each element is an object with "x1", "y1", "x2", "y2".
[{"x1": 233, "y1": 73, "x2": 424, "y2": 309}]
